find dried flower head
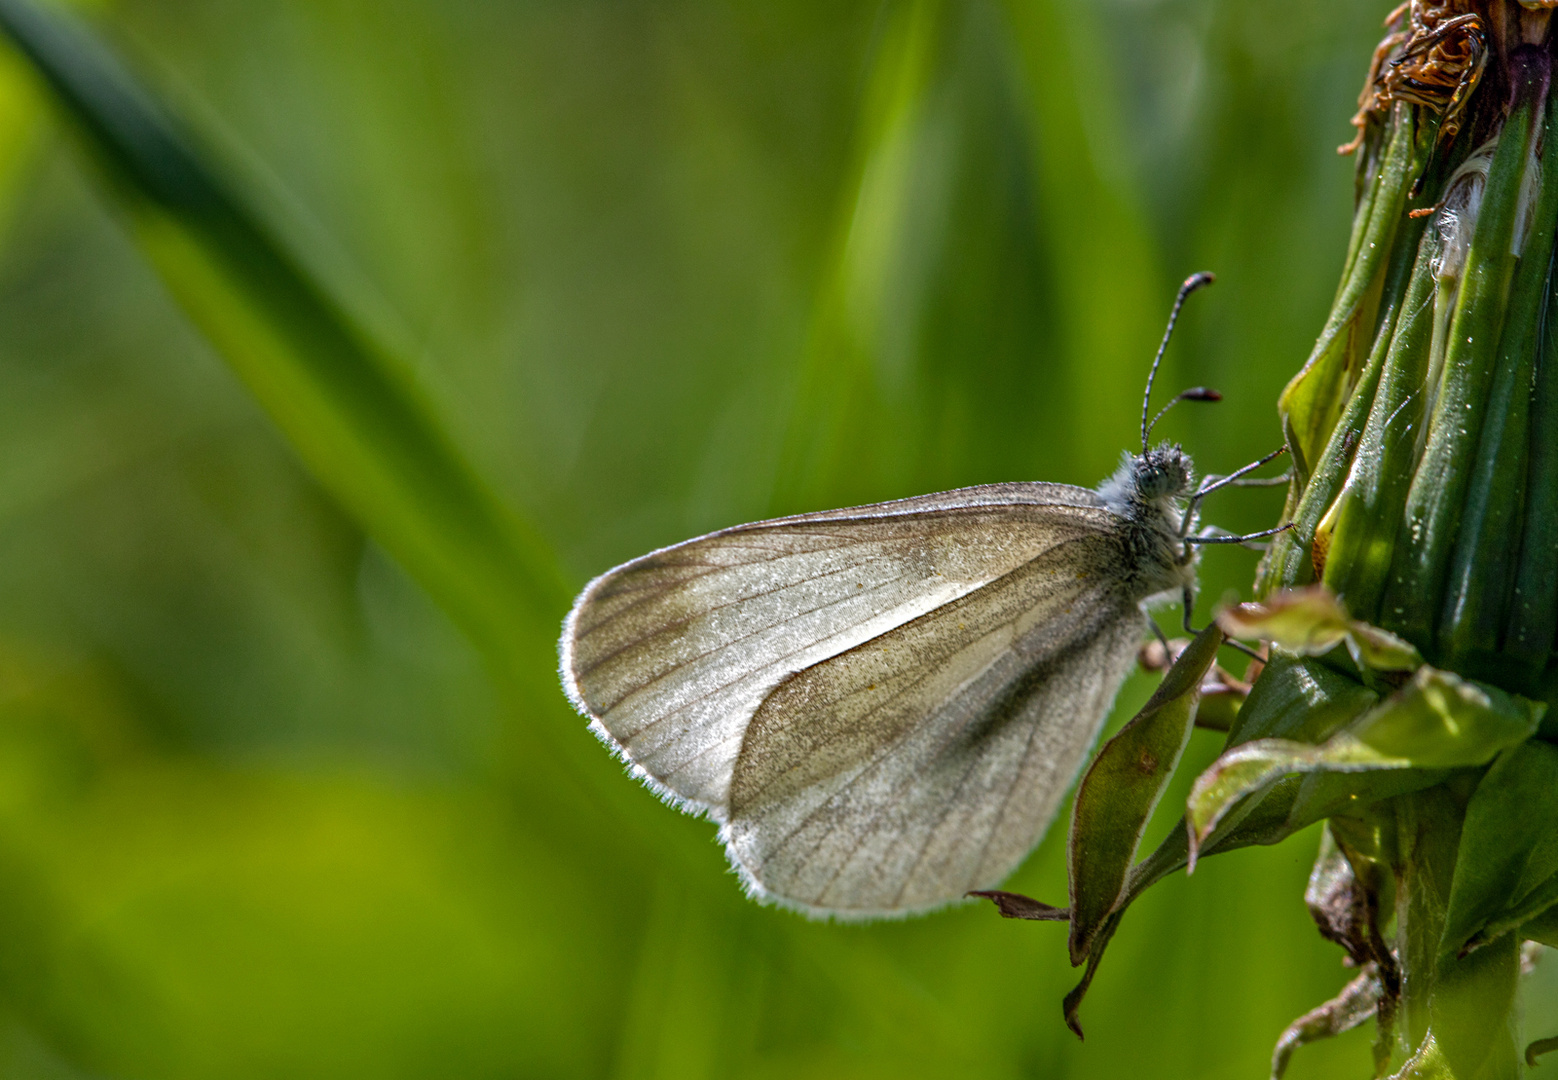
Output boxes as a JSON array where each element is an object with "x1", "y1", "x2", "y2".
[{"x1": 1344, "y1": 2, "x2": 1489, "y2": 154}]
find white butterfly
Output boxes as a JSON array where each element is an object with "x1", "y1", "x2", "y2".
[{"x1": 559, "y1": 274, "x2": 1282, "y2": 918}]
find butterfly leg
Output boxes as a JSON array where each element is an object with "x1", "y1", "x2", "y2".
[
  {"x1": 1206, "y1": 472, "x2": 1292, "y2": 489},
  {"x1": 1190, "y1": 445, "x2": 1289, "y2": 503},
  {"x1": 1221, "y1": 638, "x2": 1264, "y2": 662},
  {"x1": 1189, "y1": 524, "x2": 1284, "y2": 551},
  {"x1": 1180, "y1": 580, "x2": 1266, "y2": 662},
  {"x1": 1179, "y1": 445, "x2": 1288, "y2": 538},
  {"x1": 1174, "y1": 446, "x2": 1293, "y2": 667},
  {"x1": 1185, "y1": 523, "x2": 1295, "y2": 547}
]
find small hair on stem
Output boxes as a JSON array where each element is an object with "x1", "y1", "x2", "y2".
[{"x1": 1141, "y1": 272, "x2": 1216, "y2": 453}]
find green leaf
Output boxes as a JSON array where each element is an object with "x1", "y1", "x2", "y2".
[
  {"x1": 1218, "y1": 589, "x2": 1355, "y2": 654},
  {"x1": 1139, "y1": 654, "x2": 1408, "y2": 876},
  {"x1": 1185, "y1": 651, "x2": 1381, "y2": 866},
  {"x1": 1187, "y1": 668, "x2": 1541, "y2": 856},
  {"x1": 1353, "y1": 668, "x2": 1542, "y2": 765},
  {"x1": 1061, "y1": 910, "x2": 1120, "y2": 1041},
  {"x1": 1066, "y1": 624, "x2": 1221, "y2": 965},
  {"x1": 1226, "y1": 650, "x2": 1381, "y2": 745},
  {"x1": 0, "y1": 0, "x2": 569, "y2": 692},
  {"x1": 1188, "y1": 740, "x2": 1394, "y2": 858},
  {"x1": 1388, "y1": 1033, "x2": 1454, "y2": 1080},
  {"x1": 1427, "y1": 934, "x2": 1522, "y2": 1080},
  {"x1": 1282, "y1": 767, "x2": 1447, "y2": 842},
  {"x1": 1440, "y1": 739, "x2": 1558, "y2": 960},
  {"x1": 1519, "y1": 899, "x2": 1558, "y2": 948},
  {"x1": 1218, "y1": 587, "x2": 1423, "y2": 673},
  {"x1": 1058, "y1": 767, "x2": 1405, "y2": 1044},
  {"x1": 1474, "y1": 870, "x2": 1558, "y2": 950},
  {"x1": 1057, "y1": 652, "x2": 1390, "y2": 1036}
]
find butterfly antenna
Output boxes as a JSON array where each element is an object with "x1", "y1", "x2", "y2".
[
  {"x1": 1146, "y1": 386, "x2": 1223, "y2": 443},
  {"x1": 1141, "y1": 272, "x2": 1216, "y2": 453}
]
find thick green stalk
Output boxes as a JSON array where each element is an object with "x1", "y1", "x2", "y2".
[
  {"x1": 1322, "y1": 226, "x2": 1440, "y2": 620},
  {"x1": 1439, "y1": 83, "x2": 1558, "y2": 686},
  {"x1": 1393, "y1": 785, "x2": 1523, "y2": 1079},
  {"x1": 1382, "y1": 53, "x2": 1547, "y2": 656},
  {"x1": 1505, "y1": 253, "x2": 1558, "y2": 683},
  {"x1": 1260, "y1": 109, "x2": 1438, "y2": 595},
  {"x1": 1279, "y1": 107, "x2": 1423, "y2": 488}
]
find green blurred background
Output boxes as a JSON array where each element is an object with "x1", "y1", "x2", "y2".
[{"x1": 0, "y1": 0, "x2": 1552, "y2": 1077}]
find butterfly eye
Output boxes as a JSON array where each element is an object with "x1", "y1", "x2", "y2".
[{"x1": 1134, "y1": 455, "x2": 1187, "y2": 500}]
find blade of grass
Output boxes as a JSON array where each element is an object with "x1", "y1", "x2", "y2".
[
  {"x1": 0, "y1": 0, "x2": 568, "y2": 698},
  {"x1": 1001, "y1": 0, "x2": 1160, "y2": 473},
  {"x1": 769, "y1": 0, "x2": 942, "y2": 514}
]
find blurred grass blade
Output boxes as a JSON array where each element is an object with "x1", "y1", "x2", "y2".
[
  {"x1": 1001, "y1": 0, "x2": 1159, "y2": 468},
  {"x1": 0, "y1": 0, "x2": 568, "y2": 689},
  {"x1": 771, "y1": 0, "x2": 941, "y2": 511}
]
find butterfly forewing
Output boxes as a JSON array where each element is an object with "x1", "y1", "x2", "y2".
[{"x1": 561, "y1": 482, "x2": 1146, "y2": 913}]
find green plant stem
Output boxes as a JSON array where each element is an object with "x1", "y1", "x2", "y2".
[
  {"x1": 1382, "y1": 54, "x2": 1546, "y2": 657},
  {"x1": 1440, "y1": 87, "x2": 1558, "y2": 685},
  {"x1": 1322, "y1": 225, "x2": 1439, "y2": 618}
]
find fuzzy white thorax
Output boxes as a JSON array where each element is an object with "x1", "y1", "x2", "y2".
[{"x1": 1096, "y1": 445, "x2": 1199, "y2": 602}]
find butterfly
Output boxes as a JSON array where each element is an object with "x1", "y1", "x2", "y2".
[{"x1": 559, "y1": 273, "x2": 1285, "y2": 918}]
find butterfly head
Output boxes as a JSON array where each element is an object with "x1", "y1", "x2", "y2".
[
  {"x1": 1133, "y1": 444, "x2": 1193, "y2": 501},
  {"x1": 1097, "y1": 442, "x2": 1195, "y2": 533}
]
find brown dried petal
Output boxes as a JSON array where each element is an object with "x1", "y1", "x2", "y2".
[
  {"x1": 967, "y1": 891, "x2": 1068, "y2": 922},
  {"x1": 1270, "y1": 965, "x2": 1386, "y2": 1080}
]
